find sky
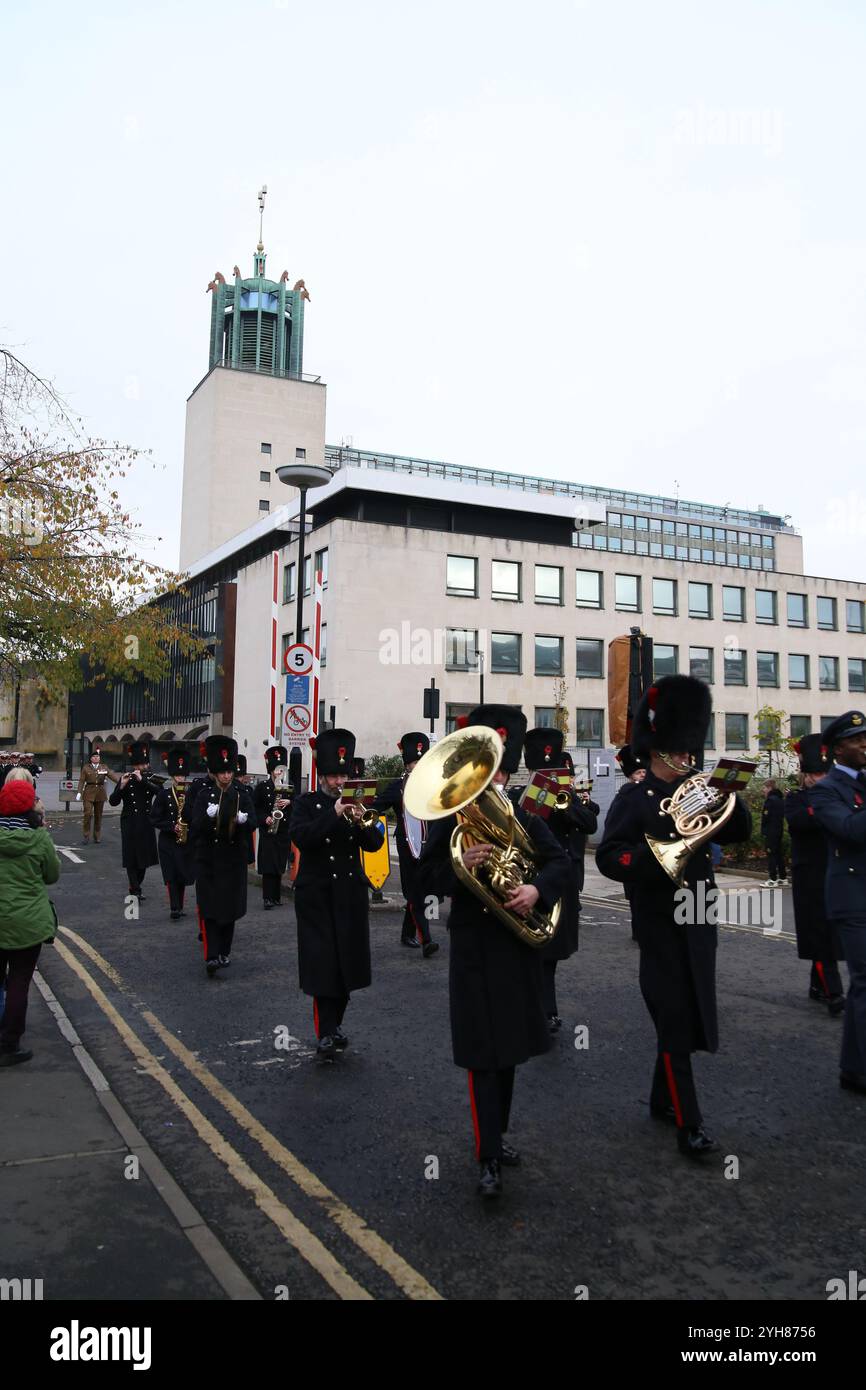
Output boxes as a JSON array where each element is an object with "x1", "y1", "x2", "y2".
[{"x1": 3, "y1": 0, "x2": 866, "y2": 581}]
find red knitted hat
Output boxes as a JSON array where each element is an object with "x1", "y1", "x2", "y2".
[{"x1": 0, "y1": 780, "x2": 36, "y2": 815}]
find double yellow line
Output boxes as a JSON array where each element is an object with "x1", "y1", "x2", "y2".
[{"x1": 54, "y1": 927, "x2": 442, "y2": 1302}]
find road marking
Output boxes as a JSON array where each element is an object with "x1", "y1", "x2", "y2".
[
  {"x1": 52, "y1": 937, "x2": 373, "y2": 1301},
  {"x1": 57, "y1": 848, "x2": 85, "y2": 864},
  {"x1": 1, "y1": 1146, "x2": 128, "y2": 1168},
  {"x1": 229, "y1": 1039, "x2": 264, "y2": 1047},
  {"x1": 57, "y1": 925, "x2": 444, "y2": 1301}
]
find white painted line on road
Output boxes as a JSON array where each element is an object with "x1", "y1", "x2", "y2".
[
  {"x1": 229, "y1": 1039, "x2": 264, "y2": 1047},
  {"x1": 251, "y1": 1058, "x2": 286, "y2": 1067},
  {"x1": 57, "y1": 848, "x2": 85, "y2": 864}
]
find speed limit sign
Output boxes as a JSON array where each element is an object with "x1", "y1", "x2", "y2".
[{"x1": 283, "y1": 643, "x2": 313, "y2": 676}]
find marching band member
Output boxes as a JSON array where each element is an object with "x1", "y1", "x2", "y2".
[
  {"x1": 108, "y1": 742, "x2": 159, "y2": 902},
  {"x1": 521, "y1": 730, "x2": 598, "y2": 1032},
  {"x1": 784, "y1": 735, "x2": 844, "y2": 1015},
  {"x1": 417, "y1": 705, "x2": 568, "y2": 1199},
  {"x1": 189, "y1": 736, "x2": 256, "y2": 977},
  {"x1": 254, "y1": 745, "x2": 293, "y2": 909},
  {"x1": 596, "y1": 676, "x2": 751, "y2": 1159},
  {"x1": 615, "y1": 745, "x2": 646, "y2": 941},
  {"x1": 148, "y1": 746, "x2": 196, "y2": 921},
  {"x1": 288, "y1": 729, "x2": 384, "y2": 1063},
  {"x1": 375, "y1": 731, "x2": 439, "y2": 956}
]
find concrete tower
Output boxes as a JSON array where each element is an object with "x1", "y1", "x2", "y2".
[{"x1": 179, "y1": 190, "x2": 326, "y2": 569}]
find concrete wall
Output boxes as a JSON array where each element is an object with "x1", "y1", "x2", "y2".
[{"x1": 179, "y1": 367, "x2": 327, "y2": 570}]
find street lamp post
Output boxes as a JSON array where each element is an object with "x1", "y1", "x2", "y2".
[{"x1": 275, "y1": 458, "x2": 332, "y2": 647}]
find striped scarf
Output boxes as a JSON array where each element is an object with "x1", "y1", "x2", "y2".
[{"x1": 0, "y1": 815, "x2": 32, "y2": 830}]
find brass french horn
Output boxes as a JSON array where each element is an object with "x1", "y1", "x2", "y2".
[
  {"x1": 403, "y1": 726, "x2": 561, "y2": 949},
  {"x1": 645, "y1": 773, "x2": 737, "y2": 885}
]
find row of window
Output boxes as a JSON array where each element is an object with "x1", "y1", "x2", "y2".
[
  {"x1": 443, "y1": 628, "x2": 866, "y2": 691},
  {"x1": 445, "y1": 557, "x2": 866, "y2": 629},
  {"x1": 604, "y1": 513, "x2": 774, "y2": 547},
  {"x1": 444, "y1": 706, "x2": 838, "y2": 750},
  {"x1": 577, "y1": 533, "x2": 775, "y2": 568},
  {"x1": 283, "y1": 549, "x2": 330, "y2": 601}
]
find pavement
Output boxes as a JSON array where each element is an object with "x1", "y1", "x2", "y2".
[{"x1": 3, "y1": 816, "x2": 864, "y2": 1303}]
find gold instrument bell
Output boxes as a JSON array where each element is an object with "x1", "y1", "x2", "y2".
[
  {"x1": 403, "y1": 725, "x2": 561, "y2": 949},
  {"x1": 646, "y1": 773, "x2": 736, "y2": 885}
]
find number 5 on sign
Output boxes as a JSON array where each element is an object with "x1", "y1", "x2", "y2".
[{"x1": 284, "y1": 643, "x2": 313, "y2": 676}]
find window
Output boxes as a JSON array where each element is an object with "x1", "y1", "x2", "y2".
[
  {"x1": 758, "y1": 710, "x2": 782, "y2": 748},
  {"x1": 259, "y1": 500, "x2": 269, "y2": 512},
  {"x1": 622, "y1": 513, "x2": 635, "y2": 529},
  {"x1": 295, "y1": 447, "x2": 306, "y2": 459},
  {"x1": 320, "y1": 623, "x2": 327, "y2": 668},
  {"x1": 615, "y1": 574, "x2": 640, "y2": 612},
  {"x1": 576, "y1": 638, "x2": 604, "y2": 678},
  {"x1": 849, "y1": 658, "x2": 866, "y2": 694},
  {"x1": 820, "y1": 715, "x2": 836, "y2": 734},
  {"x1": 575, "y1": 708, "x2": 604, "y2": 748},
  {"x1": 787, "y1": 593, "x2": 808, "y2": 627},
  {"x1": 576, "y1": 569, "x2": 602, "y2": 609},
  {"x1": 446, "y1": 629, "x2": 478, "y2": 671},
  {"x1": 819, "y1": 656, "x2": 840, "y2": 691},
  {"x1": 534, "y1": 707, "x2": 557, "y2": 728},
  {"x1": 724, "y1": 648, "x2": 747, "y2": 685},
  {"x1": 847, "y1": 600, "x2": 865, "y2": 633},
  {"x1": 817, "y1": 596, "x2": 837, "y2": 630},
  {"x1": 446, "y1": 703, "x2": 475, "y2": 734},
  {"x1": 260, "y1": 470, "x2": 271, "y2": 483},
  {"x1": 723, "y1": 586, "x2": 745, "y2": 622},
  {"x1": 653, "y1": 644, "x2": 678, "y2": 679},
  {"x1": 690, "y1": 647, "x2": 713, "y2": 683},
  {"x1": 301, "y1": 626, "x2": 310, "y2": 648},
  {"x1": 315, "y1": 548, "x2": 329, "y2": 588},
  {"x1": 261, "y1": 442, "x2": 271, "y2": 454},
  {"x1": 790, "y1": 715, "x2": 812, "y2": 740},
  {"x1": 283, "y1": 562, "x2": 295, "y2": 604},
  {"x1": 788, "y1": 654, "x2": 809, "y2": 689},
  {"x1": 492, "y1": 560, "x2": 520, "y2": 602},
  {"x1": 535, "y1": 635, "x2": 563, "y2": 676},
  {"x1": 653, "y1": 578, "x2": 677, "y2": 616},
  {"x1": 281, "y1": 633, "x2": 293, "y2": 666},
  {"x1": 704, "y1": 716, "x2": 715, "y2": 749},
  {"x1": 535, "y1": 565, "x2": 563, "y2": 605},
  {"x1": 303, "y1": 556, "x2": 311, "y2": 595},
  {"x1": 757, "y1": 651, "x2": 779, "y2": 687},
  {"x1": 755, "y1": 590, "x2": 777, "y2": 625},
  {"x1": 446, "y1": 555, "x2": 478, "y2": 598},
  {"x1": 636, "y1": 515, "x2": 649, "y2": 531},
  {"x1": 725, "y1": 713, "x2": 749, "y2": 750},
  {"x1": 491, "y1": 632, "x2": 521, "y2": 674},
  {"x1": 688, "y1": 583, "x2": 712, "y2": 620}
]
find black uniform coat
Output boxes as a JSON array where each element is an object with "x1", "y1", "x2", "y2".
[
  {"x1": 148, "y1": 784, "x2": 196, "y2": 887},
  {"x1": 784, "y1": 788, "x2": 842, "y2": 961},
  {"x1": 375, "y1": 776, "x2": 418, "y2": 898},
  {"x1": 417, "y1": 805, "x2": 569, "y2": 1070},
  {"x1": 289, "y1": 790, "x2": 385, "y2": 997},
  {"x1": 511, "y1": 792, "x2": 599, "y2": 962},
  {"x1": 761, "y1": 789, "x2": 784, "y2": 845},
  {"x1": 189, "y1": 782, "x2": 256, "y2": 922},
  {"x1": 108, "y1": 775, "x2": 159, "y2": 873},
  {"x1": 596, "y1": 772, "x2": 751, "y2": 1053},
  {"x1": 253, "y1": 779, "x2": 292, "y2": 876},
  {"x1": 810, "y1": 766, "x2": 866, "y2": 920}
]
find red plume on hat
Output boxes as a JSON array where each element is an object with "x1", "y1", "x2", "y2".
[
  {"x1": 496, "y1": 726, "x2": 507, "y2": 740},
  {"x1": 646, "y1": 685, "x2": 658, "y2": 725},
  {"x1": 455, "y1": 715, "x2": 469, "y2": 730}
]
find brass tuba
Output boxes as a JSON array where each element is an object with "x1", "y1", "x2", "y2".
[
  {"x1": 645, "y1": 773, "x2": 736, "y2": 885},
  {"x1": 403, "y1": 726, "x2": 561, "y2": 949}
]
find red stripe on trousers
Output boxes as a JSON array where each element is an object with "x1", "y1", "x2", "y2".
[
  {"x1": 199, "y1": 909, "x2": 209, "y2": 959},
  {"x1": 408, "y1": 900, "x2": 423, "y2": 943},
  {"x1": 662, "y1": 1052, "x2": 684, "y2": 1128},
  {"x1": 313, "y1": 1000, "x2": 320, "y2": 1040},
  {"x1": 815, "y1": 960, "x2": 829, "y2": 997},
  {"x1": 467, "y1": 1071, "x2": 482, "y2": 1159}
]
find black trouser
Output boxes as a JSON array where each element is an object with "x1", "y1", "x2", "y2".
[
  {"x1": 542, "y1": 959, "x2": 558, "y2": 1017},
  {"x1": 766, "y1": 840, "x2": 786, "y2": 880},
  {"x1": 314, "y1": 994, "x2": 349, "y2": 1038},
  {"x1": 402, "y1": 897, "x2": 432, "y2": 946},
  {"x1": 202, "y1": 919, "x2": 235, "y2": 960},
  {"x1": 128, "y1": 866, "x2": 148, "y2": 896},
  {"x1": 167, "y1": 881, "x2": 186, "y2": 912},
  {"x1": 650, "y1": 1051, "x2": 702, "y2": 1129},
  {"x1": 262, "y1": 872, "x2": 282, "y2": 904},
  {"x1": 468, "y1": 1067, "x2": 516, "y2": 1161},
  {"x1": 811, "y1": 960, "x2": 843, "y2": 998},
  {"x1": 0, "y1": 944, "x2": 41, "y2": 1050}
]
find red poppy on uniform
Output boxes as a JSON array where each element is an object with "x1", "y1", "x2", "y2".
[{"x1": 619, "y1": 852, "x2": 632, "y2": 866}]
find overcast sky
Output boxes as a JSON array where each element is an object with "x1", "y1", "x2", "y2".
[{"x1": 4, "y1": 0, "x2": 865, "y2": 581}]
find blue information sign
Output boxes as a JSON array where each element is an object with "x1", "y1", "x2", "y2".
[{"x1": 286, "y1": 675, "x2": 310, "y2": 705}]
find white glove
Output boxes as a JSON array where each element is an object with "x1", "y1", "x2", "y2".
[
  {"x1": 76, "y1": 793, "x2": 81, "y2": 801},
  {"x1": 236, "y1": 811, "x2": 248, "y2": 824},
  {"x1": 206, "y1": 802, "x2": 219, "y2": 817}
]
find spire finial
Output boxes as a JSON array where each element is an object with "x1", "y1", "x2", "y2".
[{"x1": 257, "y1": 184, "x2": 268, "y2": 253}]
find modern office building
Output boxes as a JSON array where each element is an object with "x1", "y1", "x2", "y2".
[{"x1": 74, "y1": 234, "x2": 866, "y2": 775}]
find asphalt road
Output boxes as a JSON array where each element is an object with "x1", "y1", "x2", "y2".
[{"x1": 34, "y1": 817, "x2": 865, "y2": 1302}]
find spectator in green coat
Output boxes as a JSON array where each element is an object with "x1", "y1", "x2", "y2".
[{"x1": 0, "y1": 777, "x2": 60, "y2": 1067}]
